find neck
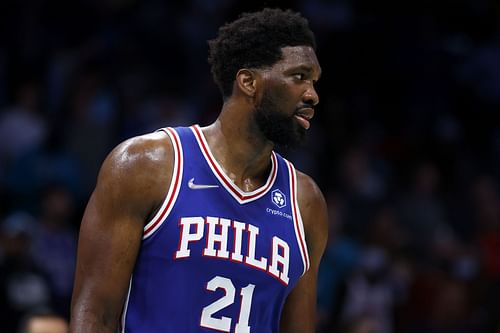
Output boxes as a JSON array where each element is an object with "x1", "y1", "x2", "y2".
[{"x1": 201, "y1": 99, "x2": 274, "y2": 191}]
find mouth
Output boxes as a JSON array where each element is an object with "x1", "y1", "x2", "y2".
[{"x1": 294, "y1": 107, "x2": 314, "y2": 130}]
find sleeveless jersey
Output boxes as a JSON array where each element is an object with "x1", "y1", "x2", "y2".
[{"x1": 121, "y1": 125, "x2": 310, "y2": 333}]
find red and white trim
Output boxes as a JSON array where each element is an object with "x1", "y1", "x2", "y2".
[
  {"x1": 286, "y1": 160, "x2": 310, "y2": 275},
  {"x1": 191, "y1": 125, "x2": 278, "y2": 205},
  {"x1": 143, "y1": 127, "x2": 183, "y2": 239}
]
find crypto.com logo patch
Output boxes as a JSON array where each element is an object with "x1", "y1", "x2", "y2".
[{"x1": 271, "y1": 189, "x2": 286, "y2": 208}]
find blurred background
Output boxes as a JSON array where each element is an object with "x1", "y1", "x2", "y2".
[{"x1": 0, "y1": 0, "x2": 499, "y2": 332}]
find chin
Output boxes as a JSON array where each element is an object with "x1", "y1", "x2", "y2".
[
  {"x1": 255, "y1": 105, "x2": 307, "y2": 148},
  {"x1": 271, "y1": 127, "x2": 306, "y2": 149}
]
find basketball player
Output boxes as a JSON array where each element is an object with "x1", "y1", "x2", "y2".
[{"x1": 70, "y1": 8, "x2": 327, "y2": 333}]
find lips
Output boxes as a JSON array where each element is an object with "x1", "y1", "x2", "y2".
[{"x1": 294, "y1": 107, "x2": 314, "y2": 130}]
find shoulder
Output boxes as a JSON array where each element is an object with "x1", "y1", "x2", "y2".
[
  {"x1": 95, "y1": 130, "x2": 175, "y2": 220},
  {"x1": 295, "y1": 171, "x2": 326, "y2": 213},
  {"x1": 295, "y1": 169, "x2": 328, "y2": 265},
  {"x1": 106, "y1": 130, "x2": 172, "y2": 165},
  {"x1": 100, "y1": 130, "x2": 173, "y2": 183}
]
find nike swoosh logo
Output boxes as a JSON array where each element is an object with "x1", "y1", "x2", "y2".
[{"x1": 188, "y1": 178, "x2": 219, "y2": 190}]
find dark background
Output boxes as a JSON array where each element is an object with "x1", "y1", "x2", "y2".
[{"x1": 0, "y1": 0, "x2": 499, "y2": 332}]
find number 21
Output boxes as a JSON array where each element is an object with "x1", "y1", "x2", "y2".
[{"x1": 200, "y1": 276, "x2": 255, "y2": 332}]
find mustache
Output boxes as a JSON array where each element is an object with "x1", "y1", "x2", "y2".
[{"x1": 296, "y1": 103, "x2": 315, "y2": 111}]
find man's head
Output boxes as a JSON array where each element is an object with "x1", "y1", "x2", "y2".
[
  {"x1": 209, "y1": 8, "x2": 321, "y2": 148},
  {"x1": 208, "y1": 8, "x2": 317, "y2": 99}
]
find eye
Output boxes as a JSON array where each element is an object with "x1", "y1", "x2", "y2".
[{"x1": 292, "y1": 73, "x2": 305, "y2": 80}]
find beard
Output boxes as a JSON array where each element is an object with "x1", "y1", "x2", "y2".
[{"x1": 254, "y1": 90, "x2": 306, "y2": 149}]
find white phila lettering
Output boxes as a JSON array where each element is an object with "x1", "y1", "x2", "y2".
[
  {"x1": 203, "y1": 217, "x2": 230, "y2": 258},
  {"x1": 231, "y1": 221, "x2": 246, "y2": 263},
  {"x1": 268, "y1": 236, "x2": 290, "y2": 284},
  {"x1": 244, "y1": 224, "x2": 268, "y2": 271},
  {"x1": 175, "y1": 217, "x2": 204, "y2": 258},
  {"x1": 174, "y1": 216, "x2": 290, "y2": 285}
]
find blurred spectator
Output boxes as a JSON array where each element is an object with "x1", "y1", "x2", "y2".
[
  {"x1": 472, "y1": 174, "x2": 500, "y2": 332},
  {"x1": 64, "y1": 69, "x2": 118, "y2": 190},
  {"x1": 474, "y1": 175, "x2": 500, "y2": 278},
  {"x1": 317, "y1": 192, "x2": 361, "y2": 332},
  {"x1": 340, "y1": 316, "x2": 381, "y2": 333},
  {"x1": 31, "y1": 184, "x2": 77, "y2": 317},
  {"x1": 404, "y1": 273, "x2": 483, "y2": 333},
  {"x1": 339, "y1": 146, "x2": 388, "y2": 239},
  {"x1": 337, "y1": 247, "x2": 398, "y2": 333},
  {"x1": 396, "y1": 162, "x2": 458, "y2": 261},
  {"x1": 17, "y1": 308, "x2": 68, "y2": 333},
  {"x1": 0, "y1": 212, "x2": 52, "y2": 332},
  {"x1": 5, "y1": 128, "x2": 84, "y2": 212},
  {"x1": 0, "y1": 81, "x2": 47, "y2": 175}
]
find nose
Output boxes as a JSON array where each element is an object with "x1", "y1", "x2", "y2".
[{"x1": 303, "y1": 84, "x2": 319, "y2": 106}]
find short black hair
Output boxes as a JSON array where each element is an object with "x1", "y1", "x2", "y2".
[{"x1": 208, "y1": 8, "x2": 316, "y2": 98}]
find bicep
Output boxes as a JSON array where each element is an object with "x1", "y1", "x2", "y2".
[{"x1": 70, "y1": 188, "x2": 145, "y2": 331}]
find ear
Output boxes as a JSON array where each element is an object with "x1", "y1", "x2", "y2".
[{"x1": 235, "y1": 69, "x2": 259, "y2": 98}]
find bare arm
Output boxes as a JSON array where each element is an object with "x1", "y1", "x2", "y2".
[
  {"x1": 280, "y1": 171, "x2": 328, "y2": 333},
  {"x1": 70, "y1": 131, "x2": 173, "y2": 333}
]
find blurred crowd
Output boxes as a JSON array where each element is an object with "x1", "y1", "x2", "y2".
[{"x1": 0, "y1": 0, "x2": 499, "y2": 332}]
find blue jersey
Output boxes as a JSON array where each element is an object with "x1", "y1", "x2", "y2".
[{"x1": 121, "y1": 125, "x2": 310, "y2": 333}]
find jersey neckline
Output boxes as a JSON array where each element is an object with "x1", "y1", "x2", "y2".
[{"x1": 190, "y1": 125, "x2": 278, "y2": 205}]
